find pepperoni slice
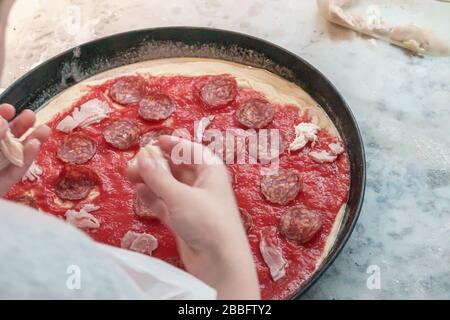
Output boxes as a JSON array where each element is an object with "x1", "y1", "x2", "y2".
[
  {"x1": 57, "y1": 133, "x2": 97, "y2": 164},
  {"x1": 55, "y1": 165, "x2": 98, "y2": 201},
  {"x1": 140, "y1": 127, "x2": 173, "y2": 147},
  {"x1": 240, "y1": 208, "x2": 253, "y2": 233},
  {"x1": 133, "y1": 192, "x2": 157, "y2": 219},
  {"x1": 260, "y1": 169, "x2": 301, "y2": 205},
  {"x1": 138, "y1": 94, "x2": 176, "y2": 121},
  {"x1": 236, "y1": 98, "x2": 275, "y2": 129},
  {"x1": 13, "y1": 195, "x2": 38, "y2": 209},
  {"x1": 279, "y1": 205, "x2": 322, "y2": 245},
  {"x1": 103, "y1": 120, "x2": 139, "y2": 150},
  {"x1": 200, "y1": 77, "x2": 237, "y2": 108},
  {"x1": 110, "y1": 76, "x2": 144, "y2": 105}
]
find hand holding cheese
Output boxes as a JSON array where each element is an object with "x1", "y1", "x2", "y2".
[
  {"x1": 127, "y1": 135, "x2": 260, "y2": 300},
  {"x1": 0, "y1": 104, "x2": 50, "y2": 196}
]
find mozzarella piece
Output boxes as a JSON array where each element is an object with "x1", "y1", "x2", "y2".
[
  {"x1": 259, "y1": 227, "x2": 287, "y2": 282},
  {"x1": 56, "y1": 98, "x2": 111, "y2": 133},
  {"x1": 22, "y1": 161, "x2": 43, "y2": 182},
  {"x1": 309, "y1": 142, "x2": 344, "y2": 163},
  {"x1": 309, "y1": 150, "x2": 338, "y2": 163},
  {"x1": 121, "y1": 231, "x2": 158, "y2": 256},
  {"x1": 194, "y1": 115, "x2": 215, "y2": 143},
  {"x1": 329, "y1": 142, "x2": 344, "y2": 155},
  {"x1": 0, "y1": 129, "x2": 24, "y2": 170},
  {"x1": 289, "y1": 122, "x2": 320, "y2": 151},
  {"x1": 65, "y1": 204, "x2": 100, "y2": 229},
  {"x1": 129, "y1": 143, "x2": 171, "y2": 172}
]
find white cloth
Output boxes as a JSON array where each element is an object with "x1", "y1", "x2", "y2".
[{"x1": 0, "y1": 200, "x2": 216, "y2": 300}]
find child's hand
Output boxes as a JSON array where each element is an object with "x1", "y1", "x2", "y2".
[
  {"x1": 0, "y1": 104, "x2": 50, "y2": 196},
  {"x1": 128, "y1": 136, "x2": 260, "y2": 299}
]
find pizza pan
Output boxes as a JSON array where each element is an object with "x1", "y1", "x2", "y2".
[{"x1": 0, "y1": 27, "x2": 365, "y2": 299}]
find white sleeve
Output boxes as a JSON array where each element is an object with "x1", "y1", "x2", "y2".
[{"x1": 0, "y1": 200, "x2": 216, "y2": 300}]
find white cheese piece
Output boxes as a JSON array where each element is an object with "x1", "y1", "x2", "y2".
[
  {"x1": 309, "y1": 150, "x2": 338, "y2": 163},
  {"x1": 194, "y1": 115, "x2": 215, "y2": 143},
  {"x1": 130, "y1": 143, "x2": 171, "y2": 172},
  {"x1": 0, "y1": 129, "x2": 24, "y2": 170},
  {"x1": 259, "y1": 227, "x2": 287, "y2": 282},
  {"x1": 22, "y1": 161, "x2": 43, "y2": 182},
  {"x1": 289, "y1": 122, "x2": 320, "y2": 151},
  {"x1": 121, "y1": 231, "x2": 158, "y2": 256},
  {"x1": 329, "y1": 142, "x2": 344, "y2": 155},
  {"x1": 65, "y1": 204, "x2": 100, "y2": 229},
  {"x1": 309, "y1": 142, "x2": 344, "y2": 163},
  {"x1": 56, "y1": 98, "x2": 111, "y2": 133}
]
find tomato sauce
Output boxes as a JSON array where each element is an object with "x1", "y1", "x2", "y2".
[{"x1": 4, "y1": 73, "x2": 350, "y2": 300}]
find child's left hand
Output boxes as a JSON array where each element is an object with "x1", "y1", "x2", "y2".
[{"x1": 0, "y1": 103, "x2": 50, "y2": 196}]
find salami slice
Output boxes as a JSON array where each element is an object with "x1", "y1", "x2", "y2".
[
  {"x1": 138, "y1": 94, "x2": 176, "y2": 121},
  {"x1": 236, "y1": 98, "x2": 275, "y2": 129},
  {"x1": 279, "y1": 205, "x2": 322, "y2": 245},
  {"x1": 240, "y1": 208, "x2": 253, "y2": 233},
  {"x1": 260, "y1": 169, "x2": 301, "y2": 205},
  {"x1": 133, "y1": 192, "x2": 157, "y2": 219},
  {"x1": 13, "y1": 194, "x2": 38, "y2": 209},
  {"x1": 55, "y1": 165, "x2": 98, "y2": 201},
  {"x1": 103, "y1": 120, "x2": 139, "y2": 150},
  {"x1": 110, "y1": 76, "x2": 144, "y2": 105},
  {"x1": 140, "y1": 127, "x2": 173, "y2": 147},
  {"x1": 200, "y1": 77, "x2": 237, "y2": 108},
  {"x1": 57, "y1": 133, "x2": 97, "y2": 164}
]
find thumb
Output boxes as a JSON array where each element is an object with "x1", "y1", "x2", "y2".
[{"x1": 137, "y1": 151, "x2": 188, "y2": 206}]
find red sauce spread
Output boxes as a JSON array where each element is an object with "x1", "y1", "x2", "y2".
[{"x1": 4, "y1": 73, "x2": 350, "y2": 300}]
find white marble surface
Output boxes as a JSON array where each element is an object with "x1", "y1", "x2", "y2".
[{"x1": 2, "y1": 0, "x2": 449, "y2": 299}]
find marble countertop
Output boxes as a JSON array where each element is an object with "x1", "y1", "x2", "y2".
[{"x1": 2, "y1": 0, "x2": 449, "y2": 299}]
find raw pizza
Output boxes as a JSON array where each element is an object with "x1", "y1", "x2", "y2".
[{"x1": 4, "y1": 58, "x2": 350, "y2": 300}]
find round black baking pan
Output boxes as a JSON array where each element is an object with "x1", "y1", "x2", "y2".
[{"x1": 0, "y1": 27, "x2": 365, "y2": 299}]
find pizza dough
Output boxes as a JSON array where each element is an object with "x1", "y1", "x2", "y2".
[{"x1": 28, "y1": 57, "x2": 348, "y2": 287}]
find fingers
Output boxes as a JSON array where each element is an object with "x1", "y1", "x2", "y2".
[
  {"x1": 9, "y1": 109, "x2": 36, "y2": 138},
  {"x1": 24, "y1": 124, "x2": 51, "y2": 144},
  {"x1": 137, "y1": 151, "x2": 188, "y2": 206},
  {"x1": 3, "y1": 138, "x2": 41, "y2": 186},
  {"x1": 22, "y1": 138, "x2": 41, "y2": 167},
  {"x1": 0, "y1": 104, "x2": 16, "y2": 121},
  {"x1": 0, "y1": 117, "x2": 7, "y2": 140},
  {"x1": 136, "y1": 184, "x2": 170, "y2": 223},
  {"x1": 159, "y1": 135, "x2": 223, "y2": 167}
]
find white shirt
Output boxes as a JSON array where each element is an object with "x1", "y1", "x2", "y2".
[{"x1": 0, "y1": 200, "x2": 216, "y2": 300}]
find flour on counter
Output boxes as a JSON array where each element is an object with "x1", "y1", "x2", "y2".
[{"x1": 317, "y1": 0, "x2": 450, "y2": 56}]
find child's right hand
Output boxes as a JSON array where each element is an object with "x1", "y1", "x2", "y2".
[{"x1": 127, "y1": 136, "x2": 260, "y2": 300}]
